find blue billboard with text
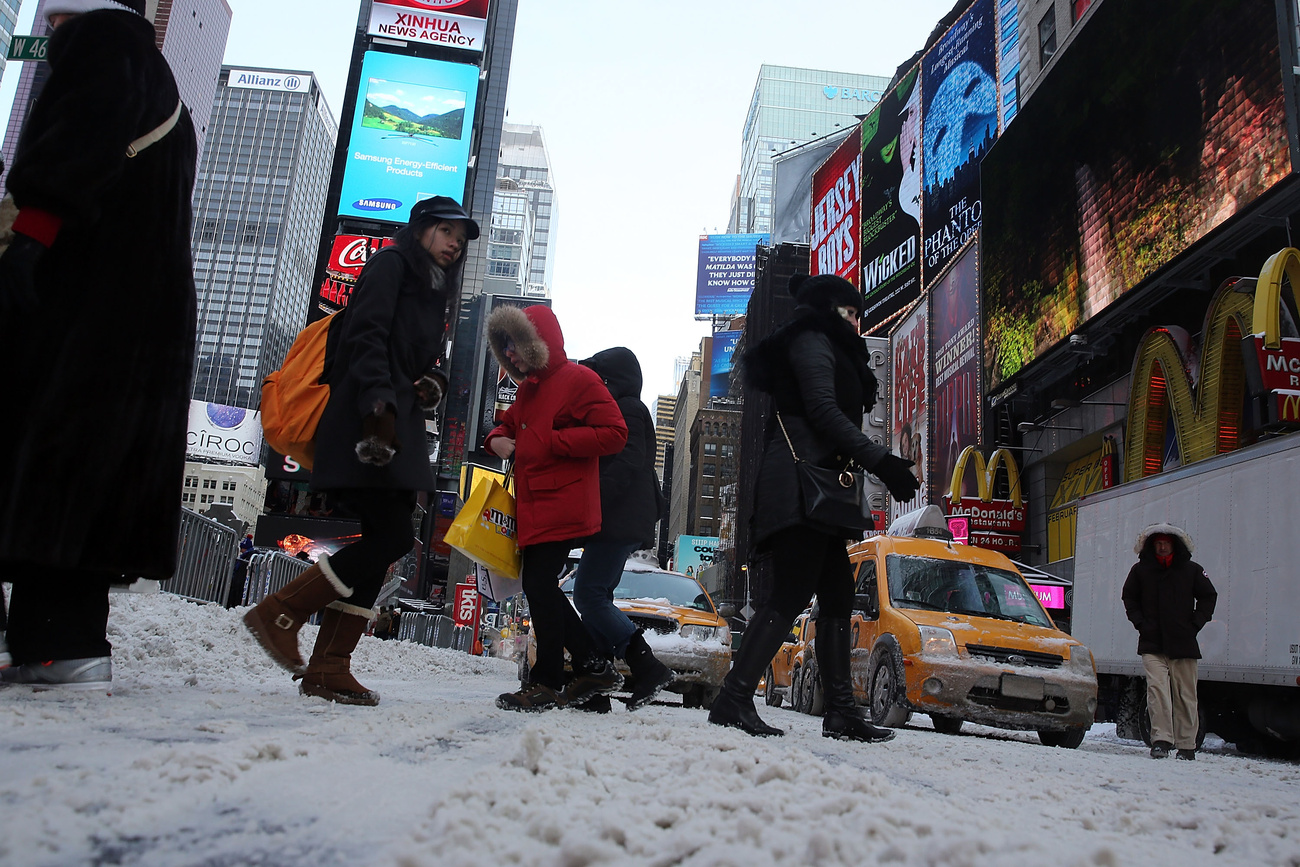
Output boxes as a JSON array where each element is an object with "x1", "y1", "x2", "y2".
[
  {"x1": 337, "y1": 52, "x2": 479, "y2": 221},
  {"x1": 695, "y1": 233, "x2": 768, "y2": 316}
]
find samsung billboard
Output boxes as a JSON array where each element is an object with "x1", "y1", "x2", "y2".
[{"x1": 337, "y1": 51, "x2": 480, "y2": 221}]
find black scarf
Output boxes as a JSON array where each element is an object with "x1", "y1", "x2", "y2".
[{"x1": 743, "y1": 306, "x2": 878, "y2": 410}]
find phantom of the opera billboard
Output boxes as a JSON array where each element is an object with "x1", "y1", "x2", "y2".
[
  {"x1": 860, "y1": 66, "x2": 922, "y2": 334},
  {"x1": 929, "y1": 241, "x2": 981, "y2": 506},
  {"x1": 920, "y1": 0, "x2": 997, "y2": 283},
  {"x1": 368, "y1": 0, "x2": 490, "y2": 53},
  {"x1": 982, "y1": 0, "x2": 1293, "y2": 390},
  {"x1": 336, "y1": 51, "x2": 480, "y2": 221},
  {"x1": 695, "y1": 234, "x2": 768, "y2": 317},
  {"x1": 311, "y1": 233, "x2": 396, "y2": 322},
  {"x1": 810, "y1": 130, "x2": 862, "y2": 284}
]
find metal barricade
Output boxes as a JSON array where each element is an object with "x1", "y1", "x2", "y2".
[
  {"x1": 239, "y1": 551, "x2": 312, "y2": 607},
  {"x1": 451, "y1": 624, "x2": 473, "y2": 653},
  {"x1": 432, "y1": 615, "x2": 456, "y2": 648},
  {"x1": 168, "y1": 509, "x2": 240, "y2": 605}
]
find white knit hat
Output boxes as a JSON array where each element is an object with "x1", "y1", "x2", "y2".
[{"x1": 46, "y1": 0, "x2": 145, "y2": 23}]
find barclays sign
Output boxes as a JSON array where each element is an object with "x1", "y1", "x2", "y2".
[{"x1": 824, "y1": 85, "x2": 883, "y2": 103}]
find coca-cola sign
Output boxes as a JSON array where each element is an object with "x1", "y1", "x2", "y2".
[{"x1": 310, "y1": 233, "x2": 394, "y2": 322}]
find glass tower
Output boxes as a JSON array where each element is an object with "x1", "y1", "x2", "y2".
[
  {"x1": 189, "y1": 66, "x2": 337, "y2": 409},
  {"x1": 494, "y1": 123, "x2": 557, "y2": 296},
  {"x1": 732, "y1": 64, "x2": 891, "y2": 235}
]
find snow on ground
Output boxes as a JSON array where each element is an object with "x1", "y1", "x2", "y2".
[{"x1": 2, "y1": 593, "x2": 1299, "y2": 867}]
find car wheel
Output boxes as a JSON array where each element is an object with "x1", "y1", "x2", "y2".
[
  {"x1": 868, "y1": 645, "x2": 910, "y2": 727},
  {"x1": 806, "y1": 659, "x2": 824, "y2": 717},
  {"x1": 764, "y1": 666, "x2": 782, "y2": 707},
  {"x1": 931, "y1": 714, "x2": 963, "y2": 735},
  {"x1": 1039, "y1": 728, "x2": 1087, "y2": 749},
  {"x1": 790, "y1": 665, "x2": 804, "y2": 713}
]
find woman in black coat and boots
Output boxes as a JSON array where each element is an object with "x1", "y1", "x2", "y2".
[
  {"x1": 574, "y1": 348, "x2": 675, "y2": 710},
  {"x1": 244, "y1": 196, "x2": 477, "y2": 706},
  {"x1": 708, "y1": 274, "x2": 921, "y2": 739}
]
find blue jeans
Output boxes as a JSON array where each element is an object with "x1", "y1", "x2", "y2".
[{"x1": 572, "y1": 539, "x2": 641, "y2": 658}]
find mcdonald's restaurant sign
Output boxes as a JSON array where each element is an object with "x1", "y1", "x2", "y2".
[
  {"x1": 1243, "y1": 247, "x2": 1300, "y2": 428},
  {"x1": 945, "y1": 446, "x2": 1025, "y2": 554}
]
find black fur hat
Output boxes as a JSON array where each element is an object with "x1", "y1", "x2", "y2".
[{"x1": 789, "y1": 273, "x2": 865, "y2": 313}]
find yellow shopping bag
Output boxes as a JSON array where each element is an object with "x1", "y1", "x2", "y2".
[{"x1": 444, "y1": 472, "x2": 521, "y2": 579}]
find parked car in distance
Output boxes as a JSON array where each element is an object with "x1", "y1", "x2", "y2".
[
  {"x1": 524, "y1": 556, "x2": 732, "y2": 708},
  {"x1": 760, "y1": 609, "x2": 809, "y2": 708},
  {"x1": 844, "y1": 508, "x2": 1097, "y2": 747}
]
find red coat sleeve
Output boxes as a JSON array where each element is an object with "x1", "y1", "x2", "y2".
[
  {"x1": 483, "y1": 395, "x2": 520, "y2": 451},
  {"x1": 551, "y1": 370, "x2": 628, "y2": 458}
]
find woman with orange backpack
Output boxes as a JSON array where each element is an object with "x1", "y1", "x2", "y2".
[{"x1": 244, "y1": 196, "x2": 477, "y2": 706}]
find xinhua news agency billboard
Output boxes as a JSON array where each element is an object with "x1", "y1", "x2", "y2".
[
  {"x1": 368, "y1": 0, "x2": 490, "y2": 53},
  {"x1": 696, "y1": 233, "x2": 768, "y2": 317},
  {"x1": 337, "y1": 51, "x2": 480, "y2": 221}
]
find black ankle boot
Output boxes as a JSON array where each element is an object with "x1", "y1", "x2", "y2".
[
  {"x1": 624, "y1": 629, "x2": 673, "y2": 710},
  {"x1": 816, "y1": 618, "x2": 895, "y2": 743},
  {"x1": 708, "y1": 609, "x2": 790, "y2": 737}
]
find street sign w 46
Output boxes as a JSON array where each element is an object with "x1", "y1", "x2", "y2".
[{"x1": 7, "y1": 36, "x2": 48, "y2": 62}]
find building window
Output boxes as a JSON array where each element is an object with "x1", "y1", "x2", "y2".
[
  {"x1": 704, "y1": 442, "x2": 717, "y2": 455},
  {"x1": 702, "y1": 484, "x2": 716, "y2": 498},
  {"x1": 702, "y1": 462, "x2": 716, "y2": 477},
  {"x1": 220, "y1": 495, "x2": 234, "y2": 504},
  {"x1": 182, "y1": 493, "x2": 193, "y2": 504},
  {"x1": 185, "y1": 476, "x2": 198, "y2": 488},
  {"x1": 1071, "y1": 0, "x2": 1092, "y2": 23},
  {"x1": 721, "y1": 445, "x2": 735, "y2": 459},
  {"x1": 700, "y1": 503, "x2": 714, "y2": 518},
  {"x1": 1038, "y1": 8, "x2": 1057, "y2": 67},
  {"x1": 201, "y1": 494, "x2": 213, "y2": 504},
  {"x1": 203, "y1": 478, "x2": 216, "y2": 489}
]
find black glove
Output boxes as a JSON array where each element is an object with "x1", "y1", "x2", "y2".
[
  {"x1": 0, "y1": 233, "x2": 46, "y2": 315},
  {"x1": 871, "y1": 453, "x2": 922, "y2": 502},
  {"x1": 356, "y1": 405, "x2": 400, "y2": 466},
  {"x1": 414, "y1": 370, "x2": 448, "y2": 411}
]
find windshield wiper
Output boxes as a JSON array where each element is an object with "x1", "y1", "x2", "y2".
[{"x1": 892, "y1": 598, "x2": 946, "y2": 611}]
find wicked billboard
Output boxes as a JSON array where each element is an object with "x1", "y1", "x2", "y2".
[
  {"x1": 860, "y1": 66, "x2": 922, "y2": 334},
  {"x1": 982, "y1": 0, "x2": 1292, "y2": 390}
]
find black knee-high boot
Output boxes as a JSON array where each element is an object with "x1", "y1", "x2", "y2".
[
  {"x1": 817, "y1": 618, "x2": 895, "y2": 743},
  {"x1": 708, "y1": 609, "x2": 789, "y2": 737}
]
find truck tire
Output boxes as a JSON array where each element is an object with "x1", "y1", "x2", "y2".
[
  {"x1": 868, "y1": 644, "x2": 911, "y2": 727},
  {"x1": 1039, "y1": 728, "x2": 1087, "y2": 749},
  {"x1": 1133, "y1": 680, "x2": 1207, "y2": 748},
  {"x1": 764, "y1": 665, "x2": 782, "y2": 707}
]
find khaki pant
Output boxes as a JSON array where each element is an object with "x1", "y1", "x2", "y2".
[{"x1": 1142, "y1": 653, "x2": 1199, "y2": 749}]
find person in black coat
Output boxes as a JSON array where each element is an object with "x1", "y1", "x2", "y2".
[
  {"x1": 244, "y1": 196, "x2": 477, "y2": 706},
  {"x1": 0, "y1": 0, "x2": 197, "y2": 689},
  {"x1": 1122, "y1": 523, "x2": 1217, "y2": 759},
  {"x1": 708, "y1": 274, "x2": 921, "y2": 738},
  {"x1": 572, "y1": 347, "x2": 674, "y2": 709}
]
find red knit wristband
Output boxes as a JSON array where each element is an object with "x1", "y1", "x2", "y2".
[{"x1": 12, "y1": 207, "x2": 62, "y2": 247}]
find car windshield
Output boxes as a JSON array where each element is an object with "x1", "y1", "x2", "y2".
[
  {"x1": 560, "y1": 570, "x2": 715, "y2": 613},
  {"x1": 885, "y1": 554, "x2": 1053, "y2": 627}
]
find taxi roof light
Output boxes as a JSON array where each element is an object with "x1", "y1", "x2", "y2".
[{"x1": 887, "y1": 504, "x2": 955, "y2": 541}]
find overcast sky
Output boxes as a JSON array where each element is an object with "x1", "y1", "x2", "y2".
[{"x1": 0, "y1": 0, "x2": 953, "y2": 405}]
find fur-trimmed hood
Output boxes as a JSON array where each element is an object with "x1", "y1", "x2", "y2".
[
  {"x1": 1135, "y1": 522, "x2": 1195, "y2": 561},
  {"x1": 580, "y1": 346, "x2": 642, "y2": 400},
  {"x1": 743, "y1": 306, "x2": 878, "y2": 409},
  {"x1": 488, "y1": 305, "x2": 561, "y2": 382}
]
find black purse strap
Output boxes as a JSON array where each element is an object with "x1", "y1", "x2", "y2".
[
  {"x1": 777, "y1": 411, "x2": 859, "y2": 489},
  {"x1": 775, "y1": 412, "x2": 805, "y2": 462}
]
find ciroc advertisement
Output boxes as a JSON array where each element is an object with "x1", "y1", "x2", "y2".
[{"x1": 188, "y1": 401, "x2": 263, "y2": 466}]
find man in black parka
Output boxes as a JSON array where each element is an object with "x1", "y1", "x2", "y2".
[
  {"x1": 1122, "y1": 523, "x2": 1217, "y2": 760},
  {"x1": 0, "y1": 0, "x2": 197, "y2": 688}
]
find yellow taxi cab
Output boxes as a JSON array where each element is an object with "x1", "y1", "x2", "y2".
[
  {"x1": 524, "y1": 553, "x2": 732, "y2": 708},
  {"x1": 760, "y1": 609, "x2": 809, "y2": 708},
  {"x1": 846, "y1": 507, "x2": 1097, "y2": 747}
]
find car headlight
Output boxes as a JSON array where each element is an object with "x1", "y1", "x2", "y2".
[
  {"x1": 917, "y1": 625, "x2": 958, "y2": 657},
  {"x1": 681, "y1": 623, "x2": 729, "y2": 643},
  {"x1": 1068, "y1": 644, "x2": 1094, "y2": 674}
]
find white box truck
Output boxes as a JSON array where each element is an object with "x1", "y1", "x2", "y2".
[{"x1": 1071, "y1": 431, "x2": 1300, "y2": 755}]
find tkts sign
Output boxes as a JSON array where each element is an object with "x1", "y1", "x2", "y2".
[
  {"x1": 369, "y1": 0, "x2": 490, "y2": 52},
  {"x1": 946, "y1": 446, "x2": 1024, "y2": 554},
  {"x1": 1244, "y1": 247, "x2": 1300, "y2": 428}
]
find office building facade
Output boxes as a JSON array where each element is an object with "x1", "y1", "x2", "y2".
[
  {"x1": 494, "y1": 122, "x2": 557, "y2": 296},
  {"x1": 731, "y1": 64, "x2": 891, "y2": 235},
  {"x1": 0, "y1": 0, "x2": 20, "y2": 85},
  {"x1": 190, "y1": 66, "x2": 337, "y2": 409}
]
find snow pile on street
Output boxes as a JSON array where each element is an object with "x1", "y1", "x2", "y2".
[{"x1": 1, "y1": 592, "x2": 1299, "y2": 867}]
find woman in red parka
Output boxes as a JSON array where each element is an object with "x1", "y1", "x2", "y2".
[{"x1": 484, "y1": 305, "x2": 628, "y2": 711}]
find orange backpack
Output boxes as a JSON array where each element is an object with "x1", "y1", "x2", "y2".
[{"x1": 260, "y1": 312, "x2": 340, "y2": 470}]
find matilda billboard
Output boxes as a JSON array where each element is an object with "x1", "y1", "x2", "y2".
[
  {"x1": 920, "y1": 0, "x2": 997, "y2": 283},
  {"x1": 860, "y1": 66, "x2": 922, "y2": 334},
  {"x1": 368, "y1": 0, "x2": 490, "y2": 53},
  {"x1": 337, "y1": 52, "x2": 480, "y2": 221},
  {"x1": 982, "y1": 0, "x2": 1292, "y2": 389},
  {"x1": 810, "y1": 131, "x2": 861, "y2": 284},
  {"x1": 696, "y1": 234, "x2": 768, "y2": 317}
]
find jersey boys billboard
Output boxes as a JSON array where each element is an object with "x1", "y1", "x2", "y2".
[
  {"x1": 810, "y1": 131, "x2": 861, "y2": 284},
  {"x1": 860, "y1": 67, "x2": 922, "y2": 334},
  {"x1": 368, "y1": 0, "x2": 490, "y2": 52},
  {"x1": 337, "y1": 51, "x2": 479, "y2": 220},
  {"x1": 695, "y1": 234, "x2": 768, "y2": 316},
  {"x1": 920, "y1": 0, "x2": 997, "y2": 282}
]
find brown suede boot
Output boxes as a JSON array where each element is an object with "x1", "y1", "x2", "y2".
[
  {"x1": 297, "y1": 602, "x2": 379, "y2": 706},
  {"x1": 243, "y1": 554, "x2": 350, "y2": 674}
]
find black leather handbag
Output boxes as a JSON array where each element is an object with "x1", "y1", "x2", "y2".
[{"x1": 776, "y1": 413, "x2": 872, "y2": 531}]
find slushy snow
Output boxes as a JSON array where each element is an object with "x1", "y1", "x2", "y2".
[{"x1": 2, "y1": 592, "x2": 1299, "y2": 866}]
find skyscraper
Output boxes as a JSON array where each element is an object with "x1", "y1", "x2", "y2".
[
  {"x1": 0, "y1": 0, "x2": 231, "y2": 190},
  {"x1": 731, "y1": 64, "x2": 891, "y2": 235},
  {"x1": 482, "y1": 175, "x2": 537, "y2": 297},
  {"x1": 0, "y1": 0, "x2": 21, "y2": 85},
  {"x1": 190, "y1": 66, "x2": 337, "y2": 409},
  {"x1": 495, "y1": 122, "x2": 557, "y2": 296}
]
